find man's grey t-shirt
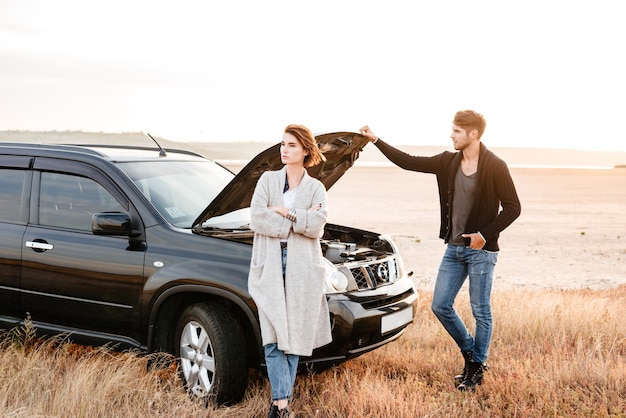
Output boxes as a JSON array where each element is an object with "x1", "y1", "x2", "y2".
[{"x1": 450, "y1": 167, "x2": 477, "y2": 245}]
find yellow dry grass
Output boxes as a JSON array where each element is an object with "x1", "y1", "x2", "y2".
[{"x1": 1, "y1": 286, "x2": 625, "y2": 417}]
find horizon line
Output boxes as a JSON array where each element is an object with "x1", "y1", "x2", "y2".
[
  {"x1": 217, "y1": 160, "x2": 622, "y2": 170},
  {"x1": 1, "y1": 129, "x2": 625, "y2": 154}
]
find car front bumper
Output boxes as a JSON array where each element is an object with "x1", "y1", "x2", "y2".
[{"x1": 303, "y1": 277, "x2": 418, "y2": 366}]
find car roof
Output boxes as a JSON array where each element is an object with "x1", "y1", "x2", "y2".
[
  {"x1": 85, "y1": 146, "x2": 209, "y2": 162},
  {"x1": 0, "y1": 142, "x2": 209, "y2": 162}
]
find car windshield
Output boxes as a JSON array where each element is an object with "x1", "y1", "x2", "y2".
[{"x1": 116, "y1": 160, "x2": 250, "y2": 229}]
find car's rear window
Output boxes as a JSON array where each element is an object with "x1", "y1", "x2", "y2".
[{"x1": 0, "y1": 169, "x2": 28, "y2": 223}]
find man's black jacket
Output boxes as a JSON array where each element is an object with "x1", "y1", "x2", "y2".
[{"x1": 374, "y1": 139, "x2": 521, "y2": 252}]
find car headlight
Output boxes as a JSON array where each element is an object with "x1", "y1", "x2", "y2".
[{"x1": 322, "y1": 257, "x2": 348, "y2": 293}]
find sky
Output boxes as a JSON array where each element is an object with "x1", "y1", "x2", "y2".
[{"x1": 1, "y1": 1, "x2": 624, "y2": 151}]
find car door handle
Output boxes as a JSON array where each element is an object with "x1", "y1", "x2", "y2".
[{"x1": 26, "y1": 241, "x2": 54, "y2": 251}]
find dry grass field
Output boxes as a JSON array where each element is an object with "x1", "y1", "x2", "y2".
[{"x1": 2, "y1": 286, "x2": 625, "y2": 417}]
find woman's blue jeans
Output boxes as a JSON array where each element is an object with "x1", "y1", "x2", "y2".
[
  {"x1": 264, "y1": 343, "x2": 299, "y2": 401},
  {"x1": 431, "y1": 244, "x2": 498, "y2": 364},
  {"x1": 264, "y1": 245, "x2": 299, "y2": 401}
]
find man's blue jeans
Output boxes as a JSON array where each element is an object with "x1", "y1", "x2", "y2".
[{"x1": 431, "y1": 244, "x2": 498, "y2": 364}]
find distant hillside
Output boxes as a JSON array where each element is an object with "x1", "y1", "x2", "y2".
[{"x1": 2, "y1": 130, "x2": 625, "y2": 168}]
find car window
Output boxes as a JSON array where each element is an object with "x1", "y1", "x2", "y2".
[
  {"x1": 39, "y1": 172, "x2": 127, "y2": 231},
  {"x1": 0, "y1": 169, "x2": 28, "y2": 223},
  {"x1": 117, "y1": 160, "x2": 234, "y2": 228}
]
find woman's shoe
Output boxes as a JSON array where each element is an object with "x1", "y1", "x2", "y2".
[
  {"x1": 268, "y1": 403, "x2": 290, "y2": 418},
  {"x1": 268, "y1": 404, "x2": 279, "y2": 418}
]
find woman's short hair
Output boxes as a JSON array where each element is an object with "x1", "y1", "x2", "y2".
[{"x1": 284, "y1": 124, "x2": 326, "y2": 168}]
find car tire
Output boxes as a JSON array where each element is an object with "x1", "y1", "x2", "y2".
[{"x1": 174, "y1": 302, "x2": 247, "y2": 405}]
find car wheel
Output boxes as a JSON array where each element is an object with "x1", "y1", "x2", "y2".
[{"x1": 175, "y1": 302, "x2": 247, "y2": 404}]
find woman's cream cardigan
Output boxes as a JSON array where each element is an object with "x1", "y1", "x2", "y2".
[{"x1": 248, "y1": 166, "x2": 332, "y2": 356}]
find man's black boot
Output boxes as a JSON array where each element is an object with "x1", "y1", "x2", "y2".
[
  {"x1": 454, "y1": 349, "x2": 473, "y2": 385},
  {"x1": 457, "y1": 361, "x2": 484, "y2": 391}
]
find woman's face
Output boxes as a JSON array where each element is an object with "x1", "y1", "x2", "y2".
[{"x1": 280, "y1": 132, "x2": 308, "y2": 166}]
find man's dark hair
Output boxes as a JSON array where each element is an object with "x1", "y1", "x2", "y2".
[{"x1": 453, "y1": 110, "x2": 487, "y2": 140}]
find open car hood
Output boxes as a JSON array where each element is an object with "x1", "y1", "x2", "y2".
[{"x1": 193, "y1": 131, "x2": 369, "y2": 227}]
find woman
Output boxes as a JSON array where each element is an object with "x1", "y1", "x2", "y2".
[{"x1": 248, "y1": 124, "x2": 332, "y2": 418}]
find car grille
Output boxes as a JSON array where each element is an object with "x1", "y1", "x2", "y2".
[
  {"x1": 350, "y1": 258, "x2": 398, "y2": 290},
  {"x1": 359, "y1": 288, "x2": 415, "y2": 310}
]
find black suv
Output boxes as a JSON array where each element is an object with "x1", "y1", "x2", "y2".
[{"x1": 0, "y1": 133, "x2": 418, "y2": 404}]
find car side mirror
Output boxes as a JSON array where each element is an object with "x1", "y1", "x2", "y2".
[{"x1": 92, "y1": 212, "x2": 139, "y2": 237}]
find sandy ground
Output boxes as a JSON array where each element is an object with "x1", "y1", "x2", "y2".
[{"x1": 323, "y1": 166, "x2": 626, "y2": 291}]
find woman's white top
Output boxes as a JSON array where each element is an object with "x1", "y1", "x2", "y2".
[{"x1": 281, "y1": 186, "x2": 298, "y2": 243}]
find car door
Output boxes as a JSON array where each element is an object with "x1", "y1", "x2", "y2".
[
  {"x1": 0, "y1": 156, "x2": 32, "y2": 321},
  {"x1": 21, "y1": 158, "x2": 147, "y2": 345}
]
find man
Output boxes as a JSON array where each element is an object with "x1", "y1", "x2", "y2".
[{"x1": 360, "y1": 110, "x2": 521, "y2": 391}]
